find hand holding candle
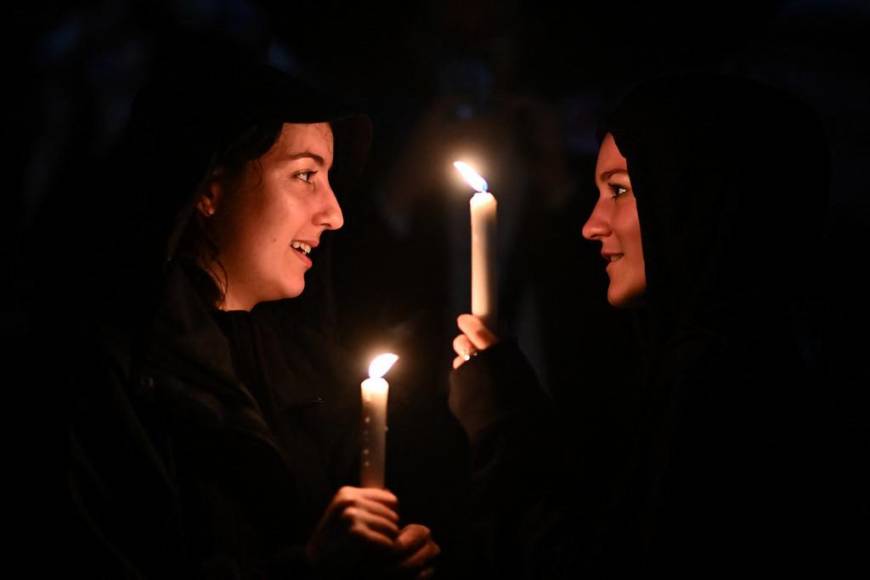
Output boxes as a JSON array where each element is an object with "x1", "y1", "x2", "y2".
[
  {"x1": 454, "y1": 161, "x2": 498, "y2": 330},
  {"x1": 360, "y1": 353, "x2": 398, "y2": 489}
]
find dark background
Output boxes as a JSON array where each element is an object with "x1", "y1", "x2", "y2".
[{"x1": 10, "y1": 0, "x2": 869, "y2": 560}]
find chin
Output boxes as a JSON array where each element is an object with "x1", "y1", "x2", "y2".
[
  {"x1": 607, "y1": 285, "x2": 645, "y2": 308},
  {"x1": 261, "y1": 279, "x2": 305, "y2": 302},
  {"x1": 282, "y1": 277, "x2": 306, "y2": 299},
  {"x1": 280, "y1": 285, "x2": 305, "y2": 299},
  {"x1": 608, "y1": 295, "x2": 630, "y2": 308}
]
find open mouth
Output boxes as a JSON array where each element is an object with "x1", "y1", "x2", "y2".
[{"x1": 291, "y1": 241, "x2": 312, "y2": 256}]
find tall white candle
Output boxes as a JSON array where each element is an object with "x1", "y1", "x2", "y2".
[
  {"x1": 360, "y1": 353, "x2": 398, "y2": 488},
  {"x1": 455, "y1": 161, "x2": 498, "y2": 329}
]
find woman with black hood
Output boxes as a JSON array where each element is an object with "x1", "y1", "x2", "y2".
[
  {"x1": 447, "y1": 74, "x2": 849, "y2": 575},
  {"x1": 52, "y1": 54, "x2": 440, "y2": 578}
]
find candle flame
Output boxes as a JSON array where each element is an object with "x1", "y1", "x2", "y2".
[
  {"x1": 368, "y1": 353, "x2": 399, "y2": 378},
  {"x1": 453, "y1": 161, "x2": 488, "y2": 192}
]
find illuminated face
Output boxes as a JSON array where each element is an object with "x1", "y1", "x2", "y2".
[
  {"x1": 199, "y1": 122, "x2": 343, "y2": 310},
  {"x1": 582, "y1": 132, "x2": 646, "y2": 307}
]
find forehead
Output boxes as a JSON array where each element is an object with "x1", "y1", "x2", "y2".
[
  {"x1": 595, "y1": 132, "x2": 628, "y2": 176},
  {"x1": 268, "y1": 122, "x2": 334, "y2": 160}
]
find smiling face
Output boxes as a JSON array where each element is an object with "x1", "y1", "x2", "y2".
[
  {"x1": 198, "y1": 122, "x2": 343, "y2": 311},
  {"x1": 582, "y1": 132, "x2": 646, "y2": 307}
]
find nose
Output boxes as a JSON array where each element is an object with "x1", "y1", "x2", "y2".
[
  {"x1": 582, "y1": 198, "x2": 611, "y2": 241},
  {"x1": 316, "y1": 182, "x2": 344, "y2": 230}
]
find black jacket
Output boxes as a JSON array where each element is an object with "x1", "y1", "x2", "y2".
[
  {"x1": 448, "y1": 75, "x2": 857, "y2": 576},
  {"x1": 67, "y1": 259, "x2": 360, "y2": 578}
]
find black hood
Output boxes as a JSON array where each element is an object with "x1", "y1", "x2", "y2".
[
  {"x1": 602, "y1": 74, "x2": 829, "y2": 342},
  {"x1": 21, "y1": 54, "x2": 371, "y2": 329},
  {"x1": 119, "y1": 58, "x2": 371, "y2": 267}
]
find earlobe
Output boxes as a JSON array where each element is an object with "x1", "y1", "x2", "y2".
[
  {"x1": 196, "y1": 196, "x2": 216, "y2": 217},
  {"x1": 197, "y1": 178, "x2": 223, "y2": 217}
]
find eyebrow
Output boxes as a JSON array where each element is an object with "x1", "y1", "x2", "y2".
[
  {"x1": 598, "y1": 168, "x2": 629, "y2": 182},
  {"x1": 280, "y1": 151, "x2": 327, "y2": 167}
]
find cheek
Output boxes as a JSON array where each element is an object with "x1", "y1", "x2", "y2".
[
  {"x1": 616, "y1": 205, "x2": 642, "y2": 247},
  {"x1": 626, "y1": 222, "x2": 645, "y2": 278},
  {"x1": 627, "y1": 222, "x2": 643, "y2": 255},
  {"x1": 255, "y1": 188, "x2": 299, "y2": 239}
]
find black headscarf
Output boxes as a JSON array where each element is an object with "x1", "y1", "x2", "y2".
[
  {"x1": 595, "y1": 75, "x2": 834, "y2": 569},
  {"x1": 603, "y1": 74, "x2": 829, "y2": 348}
]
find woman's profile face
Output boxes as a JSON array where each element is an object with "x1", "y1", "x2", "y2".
[
  {"x1": 582, "y1": 132, "x2": 646, "y2": 307},
  {"x1": 201, "y1": 122, "x2": 343, "y2": 310}
]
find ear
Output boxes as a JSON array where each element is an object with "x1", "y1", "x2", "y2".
[{"x1": 196, "y1": 170, "x2": 225, "y2": 217}]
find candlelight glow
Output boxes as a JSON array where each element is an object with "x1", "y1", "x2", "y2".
[
  {"x1": 368, "y1": 353, "x2": 399, "y2": 379},
  {"x1": 453, "y1": 161, "x2": 488, "y2": 192}
]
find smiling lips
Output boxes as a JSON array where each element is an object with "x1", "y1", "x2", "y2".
[
  {"x1": 291, "y1": 240, "x2": 312, "y2": 255},
  {"x1": 290, "y1": 239, "x2": 317, "y2": 267},
  {"x1": 603, "y1": 252, "x2": 624, "y2": 264}
]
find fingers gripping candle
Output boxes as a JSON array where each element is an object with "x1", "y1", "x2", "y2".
[
  {"x1": 360, "y1": 353, "x2": 398, "y2": 488},
  {"x1": 454, "y1": 161, "x2": 497, "y2": 329}
]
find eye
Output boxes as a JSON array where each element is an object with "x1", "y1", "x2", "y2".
[
  {"x1": 609, "y1": 183, "x2": 628, "y2": 199},
  {"x1": 295, "y1": 170, "x2": 317, "y2": 183}
]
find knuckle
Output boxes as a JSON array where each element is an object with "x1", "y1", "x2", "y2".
[{"x1": 341, "y1": 506, "x2": 358, "y2": 522}]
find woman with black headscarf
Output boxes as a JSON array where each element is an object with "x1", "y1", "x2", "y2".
[
  {"x1": 447, "y1": 74, "x2": 848, "y2": 575},
  {"x1": 45, "y1": 52, "x2": 439, "y2": 578}
]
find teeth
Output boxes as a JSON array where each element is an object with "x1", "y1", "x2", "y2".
[
  {"x1": 291, "y1": 241, "x2": 312, "y2": 255},
  {"x1": 609, "y1": 255, "x2": 623, "y2": 262}
]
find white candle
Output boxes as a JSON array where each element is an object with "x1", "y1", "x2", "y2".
[
  {"x1": 455, "y1": 161, "x2": 498, "y2": 329},
  {"x1": 360, "y1": 353, "x2": 398, "y2": 488}
]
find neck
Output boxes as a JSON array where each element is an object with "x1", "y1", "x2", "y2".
[
  {"x1": 192, "y1": 257, "x2": 255, "y2": 312},
  {"x1": 220, "y1": 293, "x2": 255, "y2": 312}
]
